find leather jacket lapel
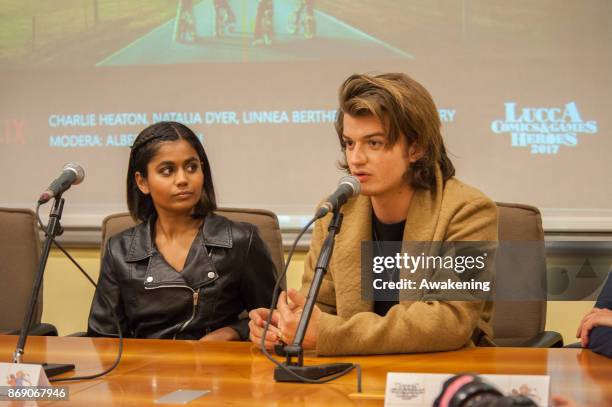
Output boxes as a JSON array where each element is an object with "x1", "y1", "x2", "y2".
[
  {"x1": 126, "y1": 213, "x2": 233, "y2": 289},
  {"x1": 180, "y1": 230, "x2": 219, "y2": 289}
]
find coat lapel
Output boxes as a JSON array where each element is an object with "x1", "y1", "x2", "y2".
[
  {"x1": 403, "y1": 167, "x2": 444, "y2": 242},
  {"x1": 330, "y1": 195, "x2": 373, "y2": 318},
  {"x1": 400, "y1": 169, "x2": 444, "y2": 300},
  {"x1": 331, "y1": 168, "x2": 446, "y2": 314}
]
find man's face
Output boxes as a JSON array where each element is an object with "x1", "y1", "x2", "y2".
[{"x1": 342, "y1": 113, "x2": 414, "y2": 198}]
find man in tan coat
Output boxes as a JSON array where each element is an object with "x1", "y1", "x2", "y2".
[{"x1": 250, "y1": 72, "x2": 498, "y2": 356}]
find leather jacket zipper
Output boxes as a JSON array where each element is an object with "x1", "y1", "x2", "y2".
[
  {"x1": 144, "y1": 285, "x2": 200, "y2": 339},
  {"x1": 173, "y1": 290, "x2": 199, "y2": 339}
]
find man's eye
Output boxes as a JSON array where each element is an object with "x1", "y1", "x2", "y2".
[{"x1": 368, "y1": 140, "x2": 383, "y2": 148}]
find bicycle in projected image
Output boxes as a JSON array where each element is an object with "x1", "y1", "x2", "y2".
[
  {"x1": 174, "y1": 0, "x2": 197, "y2": 42},
  {"x1": 287, "y1": 0, "x2": 316, "y2": 39},
  {"x1": 253, "y1": 0, "x2": 275, "y2": 46},
  {"x1": 213, "y1": 0, "x2": 237, "y2": 37}
]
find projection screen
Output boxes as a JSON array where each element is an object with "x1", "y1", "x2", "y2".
[{"x1": 1, "y1": 0, "x2": 610, "y2": 232}]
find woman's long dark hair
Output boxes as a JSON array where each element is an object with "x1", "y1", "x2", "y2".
[{"x1": 126, "y1": 121, "x2": 216, "y2": 222}]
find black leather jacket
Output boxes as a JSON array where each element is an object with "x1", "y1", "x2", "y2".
[{"x1": 87, "y1": 212, "x2": 277, "y2": 340}]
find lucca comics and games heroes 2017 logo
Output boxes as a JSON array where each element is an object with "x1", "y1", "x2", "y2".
[{"x1": 491, "y1": 102, "x2": 598, "y2": 155}]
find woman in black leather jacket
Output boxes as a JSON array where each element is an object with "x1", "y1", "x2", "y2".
[{"x1": 87, "y1": 121, "x2": 277, "y2": 340}]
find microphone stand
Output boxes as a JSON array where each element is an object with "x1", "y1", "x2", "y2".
[
  {"x1": 12, "y1": 195, "x2": 75, "y2": 377},
  {"x1": 274, "y1": 209, "x2": 353, "y2": 381}
]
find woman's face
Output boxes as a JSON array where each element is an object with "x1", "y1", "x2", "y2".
[{"x1": 135, "y1": 139, "x2": 204, "y2": 216}]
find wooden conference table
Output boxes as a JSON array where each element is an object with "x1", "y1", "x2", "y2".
[{"x1": 0, "y1": 335, "x2": 610, "y2": 406}]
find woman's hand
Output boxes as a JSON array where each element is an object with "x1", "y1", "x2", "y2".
[
  {"x1": 576, "y1": 307, "x2": 612, "y2": 347},
  {"x1": 200, "y1": 326, "x2": 240, "y2": 342}
]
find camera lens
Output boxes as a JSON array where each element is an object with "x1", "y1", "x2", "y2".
[{"x1": 434, "y1": 374, "x2": 538, "y2": 407}]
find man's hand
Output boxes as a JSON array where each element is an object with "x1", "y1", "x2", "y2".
[
  {"x1": 551, "y1": 395, "x2": 581, "y2": 407},
  {"x1": 249, "y1": 307, "x2": 282, "y2": 350},
  {"x1": 248, "y1": 289, "x2": 322, "y2": 351},
  {"x1": 576, "y1": 307, "x2": 612, "y2": 347},
  {"x1": 276, "y1": 288, "x2": 321, "y2": 350}
]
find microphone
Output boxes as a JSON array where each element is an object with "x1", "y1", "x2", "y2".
[
  {"x1": 38, "y1": 162, "x2": 85, "y2": 204},
  {"x1": 315, "y1": 175, "x2": 361, "y2": 218}
]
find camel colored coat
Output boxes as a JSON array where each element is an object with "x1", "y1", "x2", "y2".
[{"x1": 300, "y1": 175, "x2": 498, "y2": 356}]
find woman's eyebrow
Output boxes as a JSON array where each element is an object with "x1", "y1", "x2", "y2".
[
  {"x1": 155, "y1": 160, "x2": 176, "y2": 168},
  {"x1": 155, "y1": 156, "x2": 198, "y2": 168}
]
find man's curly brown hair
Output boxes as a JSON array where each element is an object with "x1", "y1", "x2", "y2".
[{"x1": 336, "y1": 73, "x2": 455, "y2": 191}]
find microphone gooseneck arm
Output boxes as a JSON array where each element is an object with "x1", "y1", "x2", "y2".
[
  {"x1": 13, "y1": 196, "x2": 65, "y2": 364},
  {"x1": 273, "y1": 209, "x2": 359, "y2": 386}
]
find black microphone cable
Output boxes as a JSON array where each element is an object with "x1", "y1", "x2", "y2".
[
  {"x1": 259, "y1": 215, "x2": 362, "y2": 393},
  {"x1": 35, "y1": 203, "x2": 124, "y2": 382}
]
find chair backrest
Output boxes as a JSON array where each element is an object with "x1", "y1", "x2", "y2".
[
  {"x1": 0, "y1": 208, "x2": 43, "y2": 332},
  {"x1": 101, "y1": 208, "x2": 285, "y2": 280},
  {"x1": 492, "y1": 202, "x2": 547, "y2": 346}
]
